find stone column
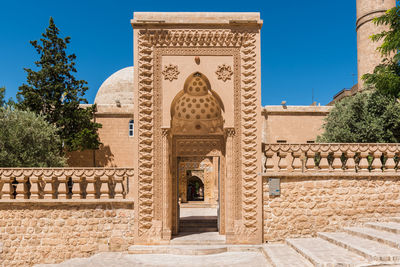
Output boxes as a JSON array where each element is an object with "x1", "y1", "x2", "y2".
[
  {"x1": 161, "y1": 127, "x2": 172, "y2": 240},
  {"x1": 224, "y1": 127, "x2": 235, "y2": 237}
]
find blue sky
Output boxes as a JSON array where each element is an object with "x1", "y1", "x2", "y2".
[{"x1": 0, "y1": 0, "x2": 357, "y2": 106}]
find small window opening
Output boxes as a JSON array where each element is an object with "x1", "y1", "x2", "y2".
[
  {"x1": 277, "y1": 140, "x2": 287, "y2": 143},
  {"x1": 129, "y1": 119, "x2": 134, "y2": 137}
]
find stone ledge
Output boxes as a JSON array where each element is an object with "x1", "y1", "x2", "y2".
[
  {"x1": 262, "y1": 172, "x2": 400, "y2": 178},
  {"x1": 0, "y1": 199, "x2": 134, "y2": 206},
  {"x1": 131, "y1": 12, "x2": 262, "y2": 26}
]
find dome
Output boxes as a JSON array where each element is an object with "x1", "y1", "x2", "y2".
[
  {"x1": 94, "y1": 67, "x2": 134, "y2": 105},
  {"x1": 171, "y1": 72, "x2": 223, "y2": 134}
]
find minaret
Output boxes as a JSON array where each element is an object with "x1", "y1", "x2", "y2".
[{"x1": 356, "y1": 0, "x2": 396, "y2": 88}]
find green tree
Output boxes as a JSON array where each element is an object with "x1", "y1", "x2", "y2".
[
  {"x1": 0, "y1": 87, "x2": 5, "y2": 107},
  {"x1": 0, "y1": 107, "x2": 66, "y2": 167},
  {"x1": 363, "y1": 7, "x2": 400, "y2": 97},
  {"x1": 317, "y1": 90, "x2": 400, "y2": 143},
  {"x1": 17, "y1": 17, "x2": 101, "y2": 152}
]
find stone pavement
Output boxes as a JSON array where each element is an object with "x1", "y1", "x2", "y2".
[
  {"x1": 36, "y1": 217, "x2": 400, "y2": 267},
  {"x1": 35, "y1": 251, "x2": 270, "y2": 267}
]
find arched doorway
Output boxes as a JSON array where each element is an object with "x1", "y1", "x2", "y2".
[
  {"x1": 187, "y1": 175, "x2": 204, "y2": 201},
  {"x1": 170, "y1": 72, "x2": 225, "y2": 235}
]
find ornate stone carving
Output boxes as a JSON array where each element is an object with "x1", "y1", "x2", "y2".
[
  {"x1": 175, "y1": 137, "x2": 223, "y2": 157},
  {"x1": 137, "y1": 31, "x2": 155, "y2": 236},
  {"x1": 162, "y1": 64, "x2": 180, "y2": 81},
  {"x1": 240, "y1": 33, "x2": 259, "y2": 232},
  {"x1": 216, "y1": 64, "x2": 233, "y2": 82},
  {"x1": 136, "y1": 28, "x2": 260, "y2": 241}
]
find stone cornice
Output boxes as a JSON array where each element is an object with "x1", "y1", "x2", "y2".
[{"x1": 131, "y1": 12, "x2": 263, "y2": 28}]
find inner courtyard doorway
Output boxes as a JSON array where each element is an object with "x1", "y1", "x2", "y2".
[
  {"x1": 176, "y1": 156, "x2": 220, "y2": 234},
  {"x1": 187, "y1": 175, "x2": 204, "y2": 201}
]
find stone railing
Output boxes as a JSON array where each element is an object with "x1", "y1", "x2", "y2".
[
  {"x1": 0, "y1": 168, "x2": 134, "y2": 200},
  {"x1": 263, "y1": 143, "x2": 400, "y2": 173}
]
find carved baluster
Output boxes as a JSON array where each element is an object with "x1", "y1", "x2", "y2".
[
  {"x1": 114, "y1": 174, "x2": 125, "y2": 199},
  {"x1": 292, "y1": 151, "x2": 303, "y2": 172},
  {"x1": 305, "y1": 151, "x2": 316, "y2": 171},
  {"x1": 71, "y1": 176, "x2": 82, "y2": 199},
  {"x1": 85, "y1": 175, "x2": 96, "y2": 199},
  {"x1": 1, "y1": 174, "x2": 13, "y2": 199},
  {"x1": 332, "y1": 152, "x2": 343, "y2": 171},
  {"x1": 319, "y1": 152, "x2": 330, "y2": 171},
  {"x1": 57, "y1": 175, "x2": 68, "y2": 199},
  {"x1": 345, "y1": 152, "x2": 356, "y2": 172},
  {"x1": 384, "y1": 152, "x2": 396, "y2": 172},
  {"x1": 358, "y1": 152, "x2": 370, "y2": 172},
  {"x1": 42, "y1": 174, "x2": 54, "y2": 199},
  {"x1": 29, "y1": 175, "x2": 40, "y2": 199},
  {"x1": 99, "y1": 174, "x2": 110, "y2": 199},
  {"x1": 278, "y1": 151, "x2": 288, "y2": 171},
  {"x1": 264, "y1": 150, "x2": 275, "y2": 172},
  {"x1": 371, "y1": 151, "x2": 383, "y2": 172},
  {"x1": 15, "y1": 176, "x2": 28, "y2": 199}
]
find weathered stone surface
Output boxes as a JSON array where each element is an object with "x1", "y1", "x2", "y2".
[
  {"x1": 263, "y1": 176, "x2": 400, "y2": 242},
  {"x1": 0, "y1": 202, "x2": 134, "y2": 266}
]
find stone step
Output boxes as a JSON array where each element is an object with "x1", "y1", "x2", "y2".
[
  {"x1": 170, "y1": 232, "x2": 226, "y2": 245},
  {"x1": 388, "y1": 218, "x2": 400, "y2": 223},
  {"x1": 318, "y1": 232, "x2": 400, "y2": 262},
  {"x1": 262, "y1": 244, "x2": 313, "y2": 267},
  {"x1": 365, "y1": 222, "x2": 400, "y2": 234},
  {"x1": 128, "y1": 245, "x2": 228, "y2": 255},
  {"x1": 179, "y1": 227, "x2": 219, "y2": 233},
  {"x1": 286, "y1": 237, "x2": 368, "y2": 267},
  {"x1": 180, "y1": 221, "x2": 217, "y2": 226},
  {"x1": 344, "y1": 227, "x2": 400, "y2": 249}
]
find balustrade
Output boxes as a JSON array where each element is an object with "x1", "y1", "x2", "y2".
[
  {"x1": 263, "y1": 143, "x2": 399, "y2": 173},
  {"x1": 0, "y1": 168, "x2": 133, "y2": 200}
]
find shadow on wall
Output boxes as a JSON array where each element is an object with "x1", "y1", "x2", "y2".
[
  {"x1": 67, "y1": 144, "x2": 115, "y2": 167},
  {"x1": 96, "y1": 144, "x2": 115, "y2": 167}
]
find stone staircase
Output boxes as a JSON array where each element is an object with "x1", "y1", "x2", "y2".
[
  {"x1": 263, "y1": 217, "x2": 400, "y2": 267},
  {"x1": 179, "y1": 217, "x2": 218, "y2": 233}
]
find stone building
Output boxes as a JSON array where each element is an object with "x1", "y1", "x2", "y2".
[{"x1": 1, "y1": 0, "x2": 399, "y2": 265}]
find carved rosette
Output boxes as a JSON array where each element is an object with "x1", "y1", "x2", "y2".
[
  {"x1": 216, "y1": 64, "x2": 233, "y2": 82},
  {"x1": 162, "y1": 64, "x2": 180, "y2": 81}
]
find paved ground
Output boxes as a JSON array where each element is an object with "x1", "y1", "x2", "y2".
[
  {"x1": 180, "y1": 207, "x2": 217, "y2": 219},
  {"x1": 35, "y1": 251, "x2": 270, "y2": 267}
]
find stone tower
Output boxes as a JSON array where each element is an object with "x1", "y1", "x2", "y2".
[{"x1": 356, "y1": 0, "x2": 396, "y2": 88}]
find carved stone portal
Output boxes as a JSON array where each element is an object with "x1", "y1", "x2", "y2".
[{"x1": 132, "y1": 12, "x2": 263, "y2": 244}]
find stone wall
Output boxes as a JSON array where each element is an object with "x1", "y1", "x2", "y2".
[
  {"x1": 263, "y1": 175, "x2": 400, "y2": 242},
  {"x1": 67, "y1": 104, "x2": 134, "y2": 168},
  {"x1": 262, "y1": 106, "x2": 331, "y2": 144},
  {"x1": 0, "y1": 200, "x2": 134, "y2": 266}
]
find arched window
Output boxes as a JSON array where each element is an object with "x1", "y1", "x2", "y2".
[{"x1": 129, "y1": 119, "x2": 134, "y2": 137}]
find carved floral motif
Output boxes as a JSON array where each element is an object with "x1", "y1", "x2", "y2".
[
  {"x1": 216, "y1": 64, "x2": 233, "y2": 82},
  {"x1": 162, "y1": 64, "x2": 180, "y2": 81}
]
